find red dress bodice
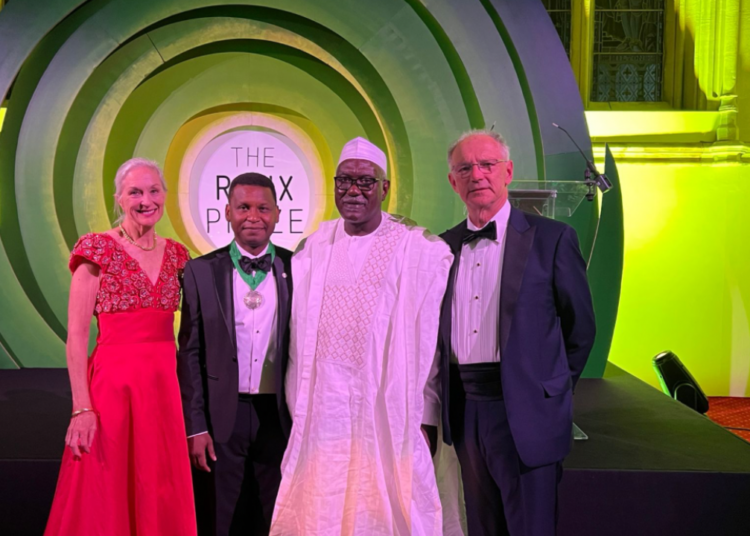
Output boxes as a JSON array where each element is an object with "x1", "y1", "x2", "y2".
[{"x1": 69, "y1": 233, "x2": 190, "y2": 315}]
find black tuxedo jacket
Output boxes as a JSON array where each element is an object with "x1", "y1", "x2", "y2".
[
  {"x1": 439, "y1": 208, "x2": 596, "y2": 468},
  {"x1": 177, "y1": 244, "x2": 293, "y2": 443}
]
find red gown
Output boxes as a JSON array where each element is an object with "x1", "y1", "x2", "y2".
[{"x1": 44, "y1": 233, "x2": 197, "y2": 536}]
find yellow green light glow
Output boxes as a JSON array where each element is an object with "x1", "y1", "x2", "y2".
[
  {"x1": 585, "y1": 111, "x2": 721, "y2": 143},
  {"x1": 592, "y1": 155, "x2": 750, "y2": 397}
]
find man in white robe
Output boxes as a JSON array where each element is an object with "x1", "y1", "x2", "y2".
[{"x1": 271, "y1": 138, "x2": 453, "y2": 536}]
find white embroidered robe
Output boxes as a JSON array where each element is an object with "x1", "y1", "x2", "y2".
[{"x1": 271, "y1": 214, "x2": 453, "y2": 536}]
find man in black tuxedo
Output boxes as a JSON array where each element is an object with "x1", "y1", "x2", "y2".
[
  {"x1": 438, "y1": 131, "x2": 596, "y2": 536},
  {"x1": 177, "y1": 173, "x2": 292, "y2": 536}
]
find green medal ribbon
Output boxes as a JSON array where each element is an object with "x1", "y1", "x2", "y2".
[{"x1": 229, "y1": 240, "x2": 276, "y2": 290}]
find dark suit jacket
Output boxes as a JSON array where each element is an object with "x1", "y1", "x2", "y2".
[
  {"x1": 177, "y1": 244, "x2": 293, "y2": 444},
  {"x1": 440, "y1": 207, "x2": 596, "y2": 468}
]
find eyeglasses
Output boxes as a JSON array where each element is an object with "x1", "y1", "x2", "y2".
[
  {"x1": 452, "y1": 160, "x2": 508, "y2": 177},
  {"x1": 333, "y1": 176, "x2": 382, "y2": 192}
]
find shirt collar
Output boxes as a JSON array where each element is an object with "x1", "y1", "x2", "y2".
[
  {"x1": 235, "y1": 242, "x2": 269, "y2": 259},
  {"x1": 467, "y1": 201, "x2": 511, "y2": 236},
  {"x1": 344, "y1": 211, "x2": 387, "y2": 239}
]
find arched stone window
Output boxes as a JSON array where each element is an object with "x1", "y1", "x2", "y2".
[{"x1": 591, "y1": 0, "x2": 665, "y2": 102}]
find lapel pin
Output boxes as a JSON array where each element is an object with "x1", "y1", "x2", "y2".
[{"x1": 282, "y1": 273, "x2": 287, "y2": 278}]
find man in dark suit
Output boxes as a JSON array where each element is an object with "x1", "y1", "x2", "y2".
[
  {"x1": 438, "y1": 131, "x2": 596, "y2": 536},
  {"x1": 177, "y1": 173, "x2": 292, "y2": 536}
]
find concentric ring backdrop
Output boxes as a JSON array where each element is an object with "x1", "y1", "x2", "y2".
[{"x1": 0, "y1": 0, "x2": 618, "y2": 372}]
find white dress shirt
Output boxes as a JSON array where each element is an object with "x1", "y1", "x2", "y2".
[
  {"x1": 423, "y1": 205, "x2": 511, "y2": 425},
  {"x1": 451, "y1": 201, "x2": 511, "y2": 364},
  {"x1": 234, "y1": 243, "x2": 278, "y2": 394}
]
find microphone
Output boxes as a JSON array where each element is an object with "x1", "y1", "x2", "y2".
[{"x1": 552, "y1": 123, "x2": 612, "y2": 194}]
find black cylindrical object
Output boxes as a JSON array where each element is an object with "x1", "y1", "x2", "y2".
[{"x1": 652, "y1": 351, "x2": 710, "y2": 414}]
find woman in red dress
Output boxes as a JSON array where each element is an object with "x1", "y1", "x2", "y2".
[{"x1": 45, "y1": 158, "x2": 197, "y2": 536}]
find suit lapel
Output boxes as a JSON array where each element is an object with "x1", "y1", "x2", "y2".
[
  {"x1": 272, "y1": 254, "x2": 289, "y2": 393},
  {"x1": 273, "y1": 255, "x2": 289, "y2": 337},
  {"x1": 440, "y1": 221, "x2": 466, "y2": 364},
  {"x1": 499, "y1": 208, "x2": 535, "y2": 356},
  {"x1": 213, "y1": 249, "x2": 237, "y2": 354}
]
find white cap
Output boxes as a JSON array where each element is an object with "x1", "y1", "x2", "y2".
[{"x1": 337, "y1": 137, "x2": 387, "y2": 175}]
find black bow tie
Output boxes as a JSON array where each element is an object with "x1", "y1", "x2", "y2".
[
  {"x1": 239, "y1": 254, "x2": 272, "y2": 274},
  {"x1": 462, "y1": 220, "x2": 497, "y2": 244}
]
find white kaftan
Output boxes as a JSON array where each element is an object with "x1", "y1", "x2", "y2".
[{"x1": 271, "y1": 214, "x2": 452, "y2": 536}]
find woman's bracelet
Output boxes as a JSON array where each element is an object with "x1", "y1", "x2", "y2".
[{"x1": 71, "y1": 408, "x2": 98, "y2": 419}]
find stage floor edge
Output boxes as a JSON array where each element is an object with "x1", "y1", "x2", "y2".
[
  {"x1": 560, "y1": 363, "x2": 750, "y2": 536},
  {"x1": 2, "y1": 365, "x2": 750, "y2": 535}
]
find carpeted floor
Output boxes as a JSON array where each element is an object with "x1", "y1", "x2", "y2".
[{"x1": 707, "y1": 397, "x2": 750, "y2": 442}]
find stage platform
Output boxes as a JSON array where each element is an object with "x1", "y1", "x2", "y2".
[
  {"x1": 560, "y1": 364, "x2": 750, "y2": 536},
  {"x1": 2, "y1": 365, "x2": 750, "y2": 535}
]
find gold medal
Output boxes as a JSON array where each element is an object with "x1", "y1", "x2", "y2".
[{"x1": 244, "y1": 290, "x2": 263, "y2": 310}]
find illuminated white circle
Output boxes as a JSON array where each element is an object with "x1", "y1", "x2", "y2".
[{"x1": 188, "y1": 129, "x2": 313, "y2": 251}]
